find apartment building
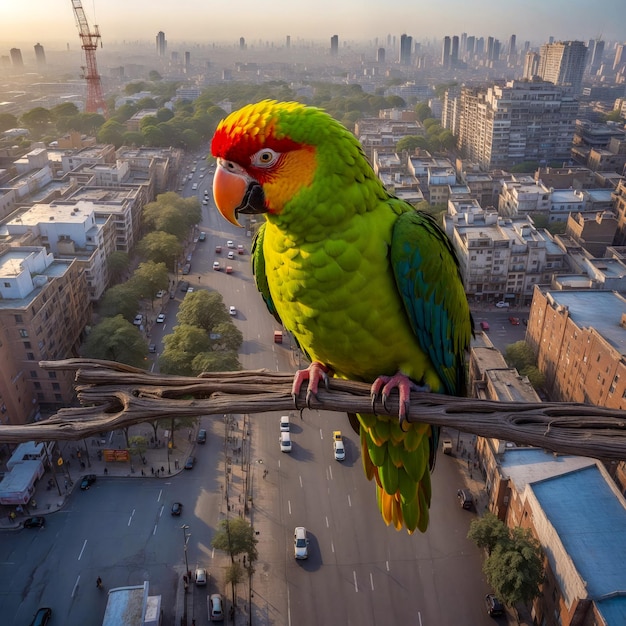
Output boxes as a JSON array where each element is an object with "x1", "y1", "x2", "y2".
[
  {"x1": 565, "y1": 211, "x2": 618, "y2": 257},
  {"x1": 455, "y1": 80, "x2": 579, "y2": 170},
  {"x1": 0, "y1": 247, "x2": 90, "y2": 423},
  {"x1": 446, "y1": 212, "x2": 566, "y2": 304},
  {"x1": 354, "y1": 117, "x2": 424, "y2": 161},
  {"x1": 611, "y1": 179, "x2": 626, "y2": 244},
  {"x1": 537, "y1": 40, "x2": 588, "y2": 95}
]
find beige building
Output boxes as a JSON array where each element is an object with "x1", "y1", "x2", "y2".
[{"x1": 0, "y1": 247, "x2": 90, "y2": 423}]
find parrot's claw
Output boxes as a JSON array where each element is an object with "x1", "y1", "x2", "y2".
[
  {"x1": 292, "y1": 362, "x2": 331, "y2": 410},
  {"x1": 370, "y1": 373, "x2": 429, "y2": 429}
]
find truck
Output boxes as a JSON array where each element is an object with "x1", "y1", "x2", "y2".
[
  {"x1": 273, "y1": 330, "x2": 283, "y2": 343},
  {"x1": 442, "y1": 439, "x2": 453, "y2": 455}
]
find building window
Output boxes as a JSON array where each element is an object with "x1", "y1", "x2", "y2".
[
  {"x1": 19, "y1": 329, "x2": 28, "y2": 338},
  {"x1": 52, "y1": 383, "x2": 60, "y2": 391},
  {"x1": 34, "y1": 382, "x2": 41, "y2": 390},
  {"x1": 24, "y1": 342, "x2": 31, "y2": 349},
  {"x1": 15, "y1": 315, "x2": 23, "y2": 323},
  {"x1": 27, "y1": 353, "x2": 35, "y2": 361},
  {"x1": 54, "y1": 394, "x2": 62, "y2": 402},
  {"x1": 48, "y1": 371, "x2": 57, "y2": 379},
  {"x1": 30, "y1": 371, "x2": 37, "y2": 378}
]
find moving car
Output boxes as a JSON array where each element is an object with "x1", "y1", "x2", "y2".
[
  {"x1": 197, "y1": 429, "x2": 207, "y2": 444},
  {"x1": 195, "y1": 567, "x2": 207, "y2": 586},
  {"x1": 213, "y1": 261, "x2": 221, "y2": 270},
  {"x1": 171, "y1": 502, "x2": 183, "y2": 516},
  {"x1": 198, "y1": 232, "x2": 206, "y2": 241},
  {"x1": 23, "y1": 516, "x2": 45, "y2": 528},
  {"x1": 279, "y1": 432, "x2": 292, "y2": 452},
  {"x1": 280, "y1": 415, "x2": 290, "y2": 432},
  {"x1": 28, "y1": 607, "x2": 52, "y2": 626},
  {"x1": 333, "y1": 431, "x2": 345, "y2": 461},
  {"x1": 209, "y1": 593, "x2": 224, "y2": 621},
  {"x1": 148, "y1": 343, "x2": 157, "y2": 353},
  {"x1": 229, "y1": 306, "x2": 237, "y2": 316},
  {"x1": 508, "y1": 316, "x2": 520, "y2": 325},
  {"x1": 215, "y1": 245, "x2": 222, "y2": 253},
  {"x1": 225, "y1": 266, "x2": 233, "y2": 274},
  {"x1": 273, "y1": 330, "x2": 283, "y2": 343},
  {"x1": 226, "y1": 240, "x2": 235, "y2": 248},
  {"x1": 479, "y1": 321, "x2": 490, "y2": 331},
  {"x1": 457, "y1": 488, "x2": 474, "y2": 510},
  {"x1": 184, "y1": 456, "x2": 195, "y2": 470},
  {"x1": 80, "y1": 474, "x2": 97, "y2": 490},
  {"x1": 156, "y1": 313, "x2": 166, "y2": 323},
  {"x1": 484, "y1": 593, "x2": 505, "y2": 617},
  {"x1": 227, "y1": 251, "x2": 235, "y2": 260},
  {"x1": 442, "y1": 439, "x2": 453, "y2": 454},
  {"x1": 294, "y1": 526, "x2": 309, "y2": 559},
  {"x1": 237, "y1": 244, "x2": 244, "y2": 254},
  {"x1": 495, "y1": 301, "x2": 510, "y2": 308}
]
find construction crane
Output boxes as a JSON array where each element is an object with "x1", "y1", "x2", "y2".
[{"x1": 71, "y1": 0, "x2": 108, "y2": 117}]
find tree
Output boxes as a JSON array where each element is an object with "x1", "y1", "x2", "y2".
[
  {"x1": 177, "y1": 290, "x2": 230, "y2": 332},
  {"x1": 160, "y1": 325, "x2": 213, "y2": 375},
  {"x1": 98, "y1": 284, "x2": 141, "y2": 320},
  {"x1": 128, "y1": 435, "x2": 148, "y2": 466},
  {"x1": 129, "y1": 261, "x2": 169, "y2": 306},
  {"x1": 210, "y1": 322, "x2": 243, "y2": 353},
  {"x1": 81, "y1": 315, "x2": 148, "y2": 367},
  {"x1": 224, "y1": 562, "x2": 244, "y2": 610},
  {"x1": 415, "y1": 102, "x2": 433, "y2": 122},
  {"x1": 148, "y1": 70, "x2": 162, "y2": 81},
  {"x1": 106, "y1": 250, "x2": 130, "y2": 284},
  {"x1": 504, "y1": 341, "x2": 536, "y2": 371},
  {"x1": 396, "y1": 135, "x2": 429, "y2": 153},
  {"x1": 483, "y1": 527, "x2": 544, "y2": 607},
  {"x1": 467, "y1": 512, "x2": 510, "y2": 555},
  {"x1": 137, "y1": 231, "x2": 182, "y2": 268},
  {"x1": 20, "y1": 107, "x2": 52, "y2": 135},
  {"x1": 191, "y1": 351, "x2": 241, "y2": 373},
  {"x1": 0, "y1": 113, "x2": 18, "y2": 132},
  {"x1": 97, "y1": 119, "x2": 125, "y2": 147},
  {"x1": 211, "y1": 518, "x2": 258, "y2": 563}
]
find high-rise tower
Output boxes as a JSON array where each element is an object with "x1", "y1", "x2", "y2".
[
  {"x1": 34, "y1": 43, "x2": 46, "y2": 68},
  {"x1": 156, "y1": 31, "x2": 167, "y2": 57},
  {"x1": 538, "y1": 40, "x2": 587, "y2": 94}
]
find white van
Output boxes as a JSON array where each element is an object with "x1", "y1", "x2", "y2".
[
  {"x1": 279, "y1": 432, "x2": 292, "y2": 452},
  {"x1": 280, "y1": 415, "x2": 290, "y2": 432}
]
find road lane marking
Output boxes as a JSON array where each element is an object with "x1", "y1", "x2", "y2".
[
  {"x1": 77, "y1": 540, "x2": 87, "y2": 560},
  {"x1": 299, "y1": 475, "x2": 303, "y2": 488},
  {"x1": 331, "y1": 540, "x2": 335, "y2": 553},
  {"x1": 353, "y1": 570, "x2": 358, "y2": 592},
  {"x1": 159, "y1": 505, "x2": 164, "y2": 517},
  {"x1": 319, "y1": 429, "x2": 324, "y2": 439},
  {"x1": 347, "y1": 494, "x2": 352, "y2": 507},
  {"x1": 325, "y1": 516, "x2": 329, "y2": 527},
  {"x1": 288, "y1": 500, "x2": 291, "y2": 515},
  {"x1": 72, "y1": 575, "x2": 80, "y2": 598},
  {"x1": 128, "y1": 509, "x2": 135, "y2": 526},
  {"x1": 386, "y1": 560, "x2": 390, "y2": 571},
  {"x1": 370, "y1": 572, "x2": 374, "y2": 591},
  {"x1": 153, "y1": 525, "x2": 158, "y2": 535},
  {"x1": 328, "y1": 466, "x2": 333, "y2": 481},
  {"x1": 157, "y1": 489, "x2": 163, "y2": 502},
  {"x1": 418, "y1": 611, "x2": 423, "y2": 625}
]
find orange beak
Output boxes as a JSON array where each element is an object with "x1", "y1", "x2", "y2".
[{"x1": 212, "y1": 165, "x2": 249, "y2": 227}]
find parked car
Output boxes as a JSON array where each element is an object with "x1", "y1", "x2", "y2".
[
  {"x1": 198, "y1": 231, "x2": 206, "y2": 241},
  {"x1": 184, "y1": 456, "x2": 195, "y2": 470},
  {"x1": 156, "y1": 313, "x2": 166, "y2": 323},
  {"x1": 171, "y1": 502, "x2": 183, "y2": 516},
  {"x1": 495, "y1": 300, "x2": 510, "y2": 308},
  {"x1": 156, "y1": 290, "x2": 165, "y2": 298},
  {"x1": 28, "y1": 607, "x2": 52, "y2": 626},
  {"x1": 226, "y1": 240, "x2": 235, "y2": 248},
  {"x1": 197, "y1": 429, "x2": 207, "y2": 444},
  {"x1": 457, "y1": 488, "x2": 474, "y2": 510},
  {"x1": 182, "y1": 263, "x2": 191, "y2": 275},
  {"x1": 80, "y1": 474, "x2": 97, "y2": 490},
  {"x1": 23, "y1": 516, "x2": 45, "y2": 528},
  {"x1": 133, "y1": 314, "x2": 143, "y2": 326},
  {"x1": 229, "y1": 306, "x2": 237, "y2": 316},
  {"x1": 237, "y1": 244, "x2": 245, "y2": 254},
  {"x1": 148, "y1": 343, "x2": 157, "y2": 353},
  {"x1": 479, "y1": 321, "x2": 490, "y2": 331},
  {"x1": 195, "y1": 567, "x2": 207, "y2": 586},
  {"x1": 213, "y1": 261, "x2": 221, "y2": 270},
  {"x1": 209, "y1": 593, "x2": 224, "y2": 621},
  {"x1": 294, "y1": 526, "x2": 309, "y2": 559},
  {"x1": 484, "y1": 593, "x2": 505, "y2": 617},
  {"x1": 215, "y1": 245, "x2": 222, "y2": 253}
]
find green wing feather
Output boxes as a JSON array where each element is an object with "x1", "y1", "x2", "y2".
[
  {"x1": 251, "y1": 223, "x2": 281, "y2": 325},
  {"x1": 390, "y1": 209, "x2": 473, "y2": 397}
]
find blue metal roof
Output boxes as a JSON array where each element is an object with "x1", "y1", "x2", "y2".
[{"x1": 533, "y1": 465, "x2": 626, "y2": 601}]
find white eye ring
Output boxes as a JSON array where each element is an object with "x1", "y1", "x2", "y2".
[{"x1": 252, "y1": 149, "x2": 279, "y2": 168}]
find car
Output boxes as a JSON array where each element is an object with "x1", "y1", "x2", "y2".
[
  {"x1": 333, "y1": 439, "x2": 346, "y2": 461},
  {"x1": 202, "y1": 199, "x2": 208, "y2": 205},
  {"x1": 199, "y1": 232, "x2": 206, "y2": 241},
  {"x1": 280, "y1": 415, "x2": 290, "y2": 431},
  {"x1": 484, "y1": 593, "x2": 505, "y2": 617},
  {"x1": 226, "y1": 240, "x2": 235, "y2": 248},
  {"x1": 294, "y1": 526, "x2": 309, "y2": 559},
  {"x1": 509, "y1": 316, "x2": 520, "y2": 325},
  {"x1": 237, "y1": 244, "x2": 244, "y2": 254},
  {"x1": 156, "y1": 290, "x2": 166, "y2": 298},
  {"x1": 457, "y1": 488, "x2": 474, "y2": 510},
  {"x1": 148, "y1": 343, "x2": 157, "y2": 353},
  {"x1": 156, "y1": 313, "x2": 166, "y2": 323},
  {"x1": 225, "y1": 266, "x2": 233, "y2": 274},
  {"x1": 180, "y1": 280, "x2": 189, "y2": 292},
  {"x1": 182, "y1": 263, "x2": 191, "y2": 275},
  {"x1": 23, "y1": 516, "x2": 45, "y2": 528},
  {"x1": 80, "y1": 474, "x2": 97, "y2": 490},
  {"x1": 227, "y1": 251, "x2": 235, "y2": 260},
  {"x1": 28, "y1": 607, "x2": 52, "y2": 626},
  {"x1": 171, "y1": 502, "x2": 183, "y2": 516},
  {"x1": 495, "y1": 300, "x2": 510, "y2": 308},
  {"x1": 209, "y1": 593, "x2": 224, "y2": 621},
  {"x1": 187, "y1": 287, "x2": 194, "y2": 293},
  {"x1": 133, "y1": 314, "x2": 143, "y2": 326},
  {"x1": 442, "y1": 439, "x2": 453, "y2": 454},
  {"x1": 213, "y1": 261, "x2": 221, "y2": 270},
  {"x1": 195, "y1": 567, "x2": 207, "y2": 586},
  {"x1": 479, "y1": 321, "x2": 490, "y2": 331},
  {"x1": 215, "y1": 245, "x2": 222, "y2": 253},
  {"x1": 229, "y1": 306, "x2": 237, "y2": 316},
  {"x1": 197, "y1": 429, "x2": 207, "y2": 444},
  {"x1": 184, "y1": 456, "x2": 195, "y2": 469}
]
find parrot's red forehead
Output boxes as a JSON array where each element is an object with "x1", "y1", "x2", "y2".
[{"x1": 211, "y1": 101, "x2": 302, "y2": 165}]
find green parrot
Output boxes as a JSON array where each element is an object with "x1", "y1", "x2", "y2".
[{"x1": 211, "y1": 100, "x2": 473, "y2": 533}]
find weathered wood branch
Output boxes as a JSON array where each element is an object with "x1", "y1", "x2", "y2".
[{"x1": 0, "y1": 359, "x2": 624, "y2": 461}]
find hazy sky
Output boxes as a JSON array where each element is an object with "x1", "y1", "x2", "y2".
[{"x1": 2, "y1": 0, "x2": 625, "y2": 48}]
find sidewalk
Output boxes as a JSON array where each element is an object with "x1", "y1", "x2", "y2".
[{"x1": 0, "y1": 422, "x2": 197, "y2": 529}]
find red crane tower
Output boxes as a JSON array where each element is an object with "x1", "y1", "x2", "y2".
[{"x1": 71, "y1": 0, "x2": 108, "y2": 116}]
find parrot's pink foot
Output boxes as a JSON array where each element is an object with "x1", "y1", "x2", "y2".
[
  {"x1": 292, "y1": 362, "x2": 331, "y2": 409},
  {"x1": 370, "y1": 372, "x2": 430, "y2": 429}
]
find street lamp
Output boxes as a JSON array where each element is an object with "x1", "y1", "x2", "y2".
[{"x1": 181, "y1": 524, "x2": 190, "y2": 579}]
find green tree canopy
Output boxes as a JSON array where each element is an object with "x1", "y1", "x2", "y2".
[
  {"x1": 160, "y1": 324, "x2": 213, "y2": 375},
  {"x1": 396, "y1": 135, "x2": 429, "y2": 153},
  {"x1": 191, "y1": 351, "x2": 241, "y2": 373},
  {"x1": 177, "y1": 290, "x2": 231, "y2": 332},
  {"x1": 415, "y1": 102, "x2": 433, "y2": 122},
  {"x1": 211, "y1": 518, "x2": 258, "y2": 563},
  {"x1": 129, "y1": 261, "x2": 169, "y2": 304},
  {"x1": 0, "y1": 113, "x2": 18, "y2": 132},
  {"x1": 467, "y1": 512, "x2": 510, "y2": 555},
  {"x1": 504, "y1": 341, "x2": 536, "y2": 372},
  {"x1": 210, "y1": 321, "x2": 243, "y2": 353},
  {"x1": 97, "y1": 119, "x2": 126, "y2": 147},
  {"x1": 81, "y1": 315, "x2": 148, "y2": 367},
  {"x1": 106, "y1": 250, "x2": 130, "y2": 284},
  {"x1": 137, "y1": 231, "x2": 182, "y2": 268},
  {"x1": 20, "y1": 107, "x2": 52, "y2": 135},
  {"x1": 98, "y1": 283, "x2": 141, "y2": 320}
]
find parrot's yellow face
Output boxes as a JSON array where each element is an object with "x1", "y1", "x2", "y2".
[{"x1": 211, "y1": 100, "x2": 317, "y2": 226}]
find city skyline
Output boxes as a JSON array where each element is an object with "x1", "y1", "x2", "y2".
[{"x1": 2, "y1": 0, "x2": 625, "y2": 49}]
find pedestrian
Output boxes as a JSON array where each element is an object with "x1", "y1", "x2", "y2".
[
  {"x1": 161, "y1": 466, "x2": 165, "y2": 473},
  {"x1": 104, "y1": 467, "x2": 108, "y2": 475},
  {"x1": 141, "y1": 469, "x2": 145, "y2": 476},
  {"x1": 151, "y1": 467, "x2": 154, "y2": 475}
]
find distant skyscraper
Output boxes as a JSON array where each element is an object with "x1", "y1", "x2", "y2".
[
  {"x1": 377, "y1": 48, "x2": 386, "y2": 63},
  {"x1": 451, "y1": 36, "x2": 459, "y2": 68},
  {"x1": 492, "y1": 40, "x2": 501, "y2": 63},
  {"x1": 508, "y1": 34, "x2": 516, "y2": 56},
  {"x1": 399, "y1": 34, "x2": 412, "y2": 65},
  {"x1": 10, "y1": 48, "x2": 23, "y2": 68},
  {"x1": 475, "y1": 37, "x2": 484, "y2": 57},
  {"x1": 466, "y1": 36, "x2": 475, "y2": 59},
  {"x1": 156, "y1": 31, "x2": 166, "y2": 57},
  {"x1": 614, "y1": 44, "x2": 625, "y2": 71},
  {"x1": 487, "y1": 36, "x2": 494, "y2": 61},
  {"x1": 442, "y1": 36, "x2": 451, "y2": 69},
  {"x1": 589, "y1": 39, "x2": 604, "y2": 75},
  {"x1": 184, "y1": 51, "x2": 190, "y2": 70},
  {"x1": 286, "y1": 35, "x2": 290, "y2": 49},
  {"x1": 538, "y1": 40, "x2": 588, "y2": 94},
  {"x1": 239, "y1": 37, "x2": 246, "y2": 50},
  {"x1": 330, "y1": 35, "x2": 339, "y2": 56},
  {"x1": 34, "y1": 43, "x2": 46, "y2": 68},
  {"x1": 460, "y1": 32, "x2": 467, "y2": 57},
  {"x1": 523, "y1": 51, "x2": 540, "y2": 79}
]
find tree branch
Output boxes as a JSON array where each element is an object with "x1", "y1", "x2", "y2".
[{"x1": 0, "y1": 359, "x2": 623, "y2": 461}]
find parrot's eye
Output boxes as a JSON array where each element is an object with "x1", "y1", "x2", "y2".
[{"x1": 252, "y1": 149, "x2": 279, "y2": 168}]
